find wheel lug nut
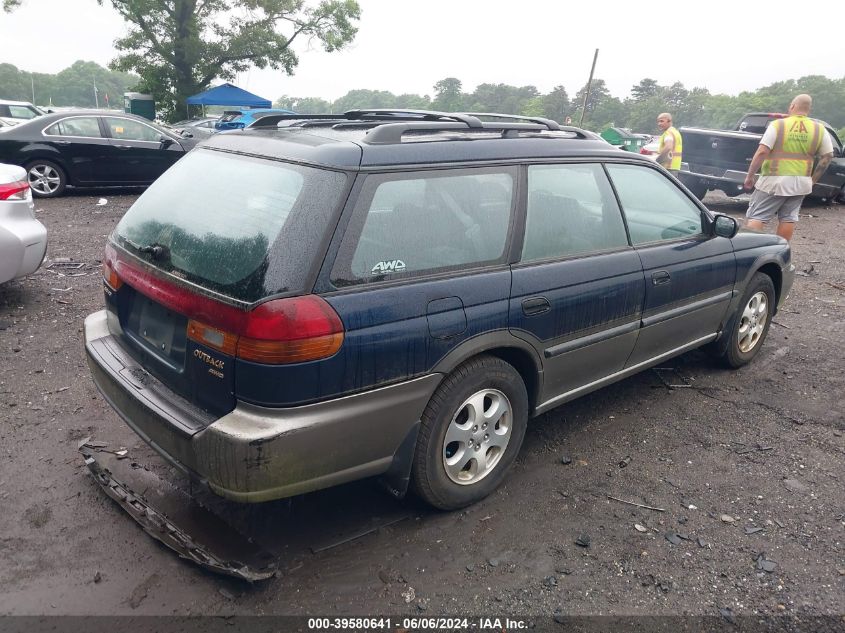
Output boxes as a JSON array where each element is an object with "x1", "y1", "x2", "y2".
[{"x1": 484, "y1": 434, "x2": 489, "y2": 441}]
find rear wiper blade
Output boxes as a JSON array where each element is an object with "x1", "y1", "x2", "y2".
[{"x1": 121, "y1": 237, "x2": 169, "y2": 261}]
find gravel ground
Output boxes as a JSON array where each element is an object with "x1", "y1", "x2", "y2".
[{"x1": 0, "y1": 190, "x2": 843, "y2": 623}]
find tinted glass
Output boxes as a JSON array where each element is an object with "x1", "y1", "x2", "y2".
[
  {"x1": 332, "y1": 169, "x2": 514, "y2": 286},
  {"x1": 114, "y1": 149, "x2": 348, "y2": 302},
  {"x1": 523, "y1": 163, "x2": 629, "y2": 261},
  {"x1": 8, "y1": 105, "x2": 39, "y2": 119},
  {"x1": 46, "y1": 117, "x2": 102, "y2": 138},
  {"x1": 605, "y1": 164, "x2": 703, "y2": 244},
  {"x1": 105, "y1": 117, "x2": 161, "y2": 142}
]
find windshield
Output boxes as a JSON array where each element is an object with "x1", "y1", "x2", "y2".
[{"x1": 113, "y1": 149, "x2": 349, "y2": 302}]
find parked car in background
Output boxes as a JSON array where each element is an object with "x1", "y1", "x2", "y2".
[
  {"x1": 0, "y1": 100, "x2": 46, "y2": 127},
  {"x1": 214, "y1": 108, "x2": 296, "y2": 130},
  {"x1": 0, "y1": 110, "x2": 200, "y2": 197},
  {"x1": 85, "y1": 109, "x2": 793, "y2": 513},
  {"x1": 0, "y1": 163, "x2": 47, "y2": 284},
  {"x1": 168, "y1": 117, "x2": 219, "y2": 139}
]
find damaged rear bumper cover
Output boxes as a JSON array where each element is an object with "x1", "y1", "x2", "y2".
[{"x1": 84, "y1": 310, "x2": 441, "y2": 503}]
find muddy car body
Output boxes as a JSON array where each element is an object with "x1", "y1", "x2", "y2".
[{"x1": 84, "y1": 110, "x2": 794, "y2": 510}]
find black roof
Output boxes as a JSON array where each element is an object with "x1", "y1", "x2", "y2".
[{"x1": 200, "y1": 109, "x2": 650, "y2": 170}]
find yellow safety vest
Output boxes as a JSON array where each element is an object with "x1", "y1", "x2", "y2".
[
  {"x1": 659, "y1": 126, "x2": 683, "y2": 170},
  {"x1": 761, "y1": 115, "x2": 823, "y2": 177}
]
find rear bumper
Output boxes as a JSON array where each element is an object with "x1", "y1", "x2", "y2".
[
  {"x1": 0, "y1": 207, "x2": 47, "y2": 283},
  {"x1": 84, "y1": 310, "x2": 442, "y2": 502}
]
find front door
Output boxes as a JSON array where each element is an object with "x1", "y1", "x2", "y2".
[
  {"x1": 604, "y1": 163, "x2": 736, "y2": 367},
  {"x1": 41, "y1": 115, "x2": 112, "y2": 184},
  {"x1": 509, "y1": 163, "x2": 645, "y2": 408},
  {"x1": 103, "y1": 116, "x2": 182, "y2": 183}
]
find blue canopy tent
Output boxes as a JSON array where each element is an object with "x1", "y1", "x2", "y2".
[{"x1": 185, "y1": 82, "x2": 271, "y2": 116}]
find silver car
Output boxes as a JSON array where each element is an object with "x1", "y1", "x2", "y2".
[{"x1": 0, "y1": 163, "x2": 47, "y2": 284}]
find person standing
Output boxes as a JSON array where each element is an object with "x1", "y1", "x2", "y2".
[
  {"x1": 656, "y1": 112, "x2": 683, "y2": 174},
  {"x1": 743, "y1": 94, "x2": 834, "y2": 241}
]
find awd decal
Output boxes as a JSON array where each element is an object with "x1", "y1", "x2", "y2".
[{"x1": 371, "y1": 259, "x2": 406, "y2": 275}]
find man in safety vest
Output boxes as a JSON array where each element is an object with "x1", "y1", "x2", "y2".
[
  {"x1": 656, "y1": 112, "x2": 683, "y2": 174},
  {"x1": 743, "y1": 94, "x2": 834, "y2": 241}
]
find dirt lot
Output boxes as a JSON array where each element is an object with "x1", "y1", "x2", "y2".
[{"x1": 0, "y1": 191, "x2": 843, "y2": 623}]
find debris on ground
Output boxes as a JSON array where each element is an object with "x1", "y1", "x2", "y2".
[
  {"x1": 96, "y1": 198, "x2": 108, "y2": 206},
  {"x1": 720, "y1": 514, "x2": 736, "y2": 524},
  {"x1": 607, "y1": 495, "x2": 665, "y2": 512},
  {"x1": 634, "y1": 524, "x2": 648, "y2": 533},
  {"x1": 560, "y1": 455, "x2": 572, "y2": 465},
  {"x1": 782, "y1": 478, "x2": 809, "y2": 494},
  {"x1": 755, "y1": 553, "x2": 777, "y2": 573},
  {"x1": 575, "y1": 534, "x2": 591, "y2": 548},
  {"x1": 618, "y1": 455, "x2": 632, "y2": 468},
  {"x1": 745, "y1": 527, "x2": 765, "y2": 535},
  {"x1": 664, "y1": 532, "x2": 682, "y2": 545}
]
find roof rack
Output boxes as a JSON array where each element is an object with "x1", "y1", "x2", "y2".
[
  {"x1": 460, "y1": 112, "x2": 561, "y2": 131},
  {"x1": 244, "y1": 108, "x2": 598, "y2": 145}
]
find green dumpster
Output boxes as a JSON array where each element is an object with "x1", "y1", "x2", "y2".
[
  {"x1": 600, "y1": 127, "x2": 647, "y2": 152},
  {"x1": 124, "y1": 92, "x2": 156, "y2": 121}
]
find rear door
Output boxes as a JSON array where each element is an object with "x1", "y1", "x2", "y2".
[
  {"x1": 604, "y1": 163, "x2": 736, "y2": 366},
  {"x1": 103, "y1": 116, "x2": 183, "y2": 183},
  {"x1": 509, "y1": 163, "x2": 645, "y2": 407}
]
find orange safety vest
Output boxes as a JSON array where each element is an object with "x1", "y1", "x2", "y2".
[
  {"x1": 760, "y1": 115, "x2": 824, "y2": 177},
  {"x1": 658, "y1": 126, "x2": 683, "y2": 170}
]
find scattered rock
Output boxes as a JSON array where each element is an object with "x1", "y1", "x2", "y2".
[
  {"x1": 719, "y1": 607, "x2": 737, "y2": 626},
  {"x1": 697, "y1": 537, "x2": 709, "y2": 548},
  {"x1": 24, "y1": 504, "x2": 52, "y2": 529},
  {"x1": 554, "y1": 565, "x2": 572, "y2": 575},
  {"x1": 664, "y1": 532, "x2": 682, "y2": 546},
  {"x1": 720, "y1": 514, "x2": 735, "y2": 524},
  {"x1": 378, "y1": 569, "x2": 391, "y2": 583},
  {"x1": 782, "y1": 478, "x2": 809, "y2": 494},
  {"x1": 543, "y1": 575, "x2": 558, "y2": 588},
  {"x1": 488, "y1": 558, "x2": 500, "y2": 568},
  {"x1": 218, "y1": 588, "x2": 235, "y2": 601},
  {"x1": 634, "y1": 524, "x2": 648, "y2": 533},
  {"x1": 553, "y1": 608, "x2": 566, "y2": 624},
  {"x1": 401, "y1": 586, "x2": 416, "y2": 603},
  {"x1": 465, "y1": 564, "x2": 475, "y2": 573},
  {"x1": 559, "y1": 455, "x2": 572, "y2": 465},
  {"x1": 755, "y1": 553, "x2": 777, "y2": 573},
  {"x1": 574, "y1": 534, "x2": 591, "y2": 548},
  {"x1": 745, "y1": 527, "x2": 765, "y2": 535},
  {"x1": 93, "y1": 571, "x2": 102, "y2": 584},
  {"x1": 618, "y1": 456, "x2": 632, "y2": 468},
  {"x1": 678, "y1": 516, "x2": 688, "y2": 525}
]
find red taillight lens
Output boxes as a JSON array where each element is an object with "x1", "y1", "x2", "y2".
[
  {"x1": 107, "y1": 244, "x2": 344, "y2": 364},
  {"x1": 0, "y1": 180, "x2": 29, "y2": 201},
  {"x1": 102, "y1": 243, "x2": 123, "y2": 290}
]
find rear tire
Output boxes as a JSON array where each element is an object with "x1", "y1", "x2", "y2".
[
  {"x1": 412, "y1": 355, "x2": 528, "y2": 510},
  {"x1": 720, "y1": 273, "x2": 775, "y2": 368},
  {"x1": 26, "y1": 159, "x2": 67, "y2": 198}
]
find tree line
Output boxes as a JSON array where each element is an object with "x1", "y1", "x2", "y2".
[
  {"x1": 0, "y1": 61, "x2": 137, "y2": 109},
  {"x1": 276, "y1": 75, "x2": 845, "y2": 138}
]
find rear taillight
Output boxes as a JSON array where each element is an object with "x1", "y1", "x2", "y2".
[
  {"x1": 105, "y1": 243, "x2": 344, "y2": 364},
  {"x1": 0, "y1": 179, "x2": 30, "y2": 201}
]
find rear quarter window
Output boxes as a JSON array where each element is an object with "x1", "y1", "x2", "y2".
[{"x1": 331, "y1": 167, "x2": 516, "y2": 286}]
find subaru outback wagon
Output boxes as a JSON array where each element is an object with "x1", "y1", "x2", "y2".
[{"x1": 84, "y1": 110, "x2": 794, "y2": 510}]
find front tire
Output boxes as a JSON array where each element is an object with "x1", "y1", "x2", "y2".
[
  {"x1": 26, "y1": 159, "x2": 67, "y2": 198},
  {"x1": 720, "y1": 273, "x2": 775, "y2": 368},
  {"x1": 412, "y1": 355, "x2": 528, "y2": 510}
]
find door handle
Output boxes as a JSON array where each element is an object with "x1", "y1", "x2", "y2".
[
  {"x1": 652, "y1": 271, "x2": 671, "y2": 285},
  {"x1": 54, "y1": 140, "x2": 71, "y2": 145},
  {"x1": 522, "y1": 297, "x2": 551, "y2": 316}
]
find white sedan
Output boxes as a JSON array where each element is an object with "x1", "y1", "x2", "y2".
[{"x1": 0, "y1": 163, "x2": 47, "y2": 284}]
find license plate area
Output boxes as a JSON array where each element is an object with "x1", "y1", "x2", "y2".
[{"x1": 124, "y1": 291, "x2": 188, "y2": 370}]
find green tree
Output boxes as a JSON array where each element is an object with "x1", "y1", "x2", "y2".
[
  {"x1": 97, "y1": 0, "x2": 360, "y2": 121},
  {"x1": 332, "y1": 89, "x2": 396, "y2": 112},
  {"x1": 630, "y1": 78, "x2": 660, "y2": 102},
  {"x1": 432, "y1": 78, "x2": 464, "y2": 112},
  {"x1": 274, "y1": 95, "x2": 333, "y2": 113}
]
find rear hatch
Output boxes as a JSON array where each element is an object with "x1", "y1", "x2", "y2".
[{"x1": 104, "y1": 148, "x2": 349, "y2": 417}]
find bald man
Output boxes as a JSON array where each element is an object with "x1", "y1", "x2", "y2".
[
  {"x1": 656, "y1": 112, "x2": 683, "y2": 173},
  {"x1": 743, "y1": 94, "x2": 833, "y2": 241}
]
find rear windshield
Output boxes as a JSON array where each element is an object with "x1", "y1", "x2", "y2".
[{"x1": 113, "y1": 149, "x2": 348, "y2": 303}]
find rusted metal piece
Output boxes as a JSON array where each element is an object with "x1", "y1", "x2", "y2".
[{"x1": 80, "y1": 446, "x2": 277, "y2": 582}]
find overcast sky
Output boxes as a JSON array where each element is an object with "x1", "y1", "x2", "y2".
[{"x1": 2, "y1": 0, "x2": 844, "y2": 103}]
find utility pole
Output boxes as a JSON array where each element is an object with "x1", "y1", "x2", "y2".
[
  {"x1": 578, "y1": 48, "x2": 599, "y2": 128},
  {"x1": 31, "y1": 74, "x2": 35, "y2": 104},
  {"x1": 93, "y1": 77, "x2": 99, "y2": 108}
]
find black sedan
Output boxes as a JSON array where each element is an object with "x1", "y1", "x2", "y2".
[{"x1": 0, "y1": 110, "x2": 199, "y2": 197}]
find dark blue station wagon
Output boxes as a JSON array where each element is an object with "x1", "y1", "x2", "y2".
[{"x1": 84, "y1": 110, "x2": 794, "y2": 510}]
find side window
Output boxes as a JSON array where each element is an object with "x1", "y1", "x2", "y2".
[
  {"x1": 332, "y1": 168, "x2": 515, "y2": 286},
  {"x1": 605, "y1": 164, "x2": 703, "y2": 244},
  {"x1": 523, "y1": 163, "x2": 629, "y2": 262},
  {"x1": 45, "y1": 117, "x2": 102, "y2": 138},
  {"x1": 105, "y1": 117, "x2": 162, "y2": 142},
  {"x1": 8, "y1": 105, "x2": 39, "y2": 120}
]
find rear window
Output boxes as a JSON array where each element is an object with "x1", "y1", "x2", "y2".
[{"x1": 113, "y1": 149, "x2": 348, "y2": 302}]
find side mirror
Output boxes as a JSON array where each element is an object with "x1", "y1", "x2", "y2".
[
  {"x1": 159, "y1": 136, "x2": 174, "y2": 147},
  {"x1": 713, "y1": 214, "x2": 738, "y2": 238}
]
